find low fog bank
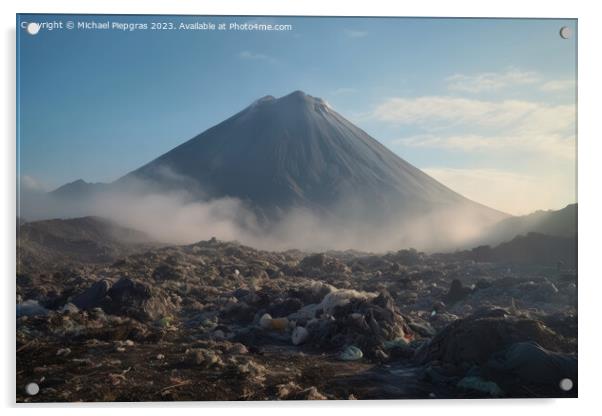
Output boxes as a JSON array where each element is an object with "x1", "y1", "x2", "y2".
[{"x1": 19, "y1": 180, "x2": 499, "y2": 254}]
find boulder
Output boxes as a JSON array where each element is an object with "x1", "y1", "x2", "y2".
[
  {"x1": 291, "y1": 326, "x2": 309, "y2": 345},
  {"x1": 416, "y1": 309, "x2": 573, "y2": 366},
  {"x1": 485, "y1": 341, "x2": 577, "y2": 386},
  {"x1": 443, "y1": 279, "x2": 472, "y2": 304},
  {"x1": 103, "y1": 277, "x2": 173, "y2": 321},
  {"x1": 71, "y1": 279, "x2": 111, "y2": 309}
]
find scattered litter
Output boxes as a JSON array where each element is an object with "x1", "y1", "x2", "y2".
[
  {"x1": 339, "y1": 345, "x2": 363, "y2": 361},
  {"x1": 17, "y1": 300, "x2": 48, "y2": 317},
  {"x1": 291, "y1": 326, "x2": 309, "y2": 345},
  {"x1": 457, "y1": 376, "x2": 504, "y2": 397}
]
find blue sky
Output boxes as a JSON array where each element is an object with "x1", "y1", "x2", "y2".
[{"x1": 17, "y1": 15, "x2": 576, "y2": 215}]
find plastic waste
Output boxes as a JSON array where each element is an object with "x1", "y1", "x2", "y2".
[
  {"x1": 457, "y1": 376, "x2": 504, "y2": 396},
  {"x1": 383, "y1": 337, "x2": 409, "y2": 350},
  {"x1": 292, "y1": 326, "x2": 309, "y2": 345},
  {"x1": 339, "y1": 345, "x2": 363, "y2": 361},
  {"x1": 60, "y1": 303, "x2": 80, "y2": 314},
  {"x1": 17, "y1": 300, "x2": 48, "y2": 317},
  {"x1": 270, "y1": 317, "x2": 289, "y2": 331},
  {"x1": 259, "y1": 313, "x2": 273, "y2": 329}
]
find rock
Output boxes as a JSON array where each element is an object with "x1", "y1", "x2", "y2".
[
  {"x1": 268, "y1": 298, "x2": 303, "y2": 317},
  {"x1": 374, "y1": 348, "x2": 389, "y2": 361},
  {"x1": 276, "y1": 382, "x2": 327, "y2": 400},
  {"x1": 90, "y1": 307, "x2": 108, "y2": 321},
  {"x1": 228, "y1": 343, "x2": 249, "y2": 354},
  {"x1": 71, "y1": 279, "x2": 111, "y2": 309},
  {"x1": 486, "y1": 341, "x2": 577, "y2": 386},
  {"x1": 189, "y1": 348, "x2": 223, "y2": 368},
  {"x1": 56, "y1": 347, "x2": 71, "y2": 357},
  {"x1": 299, "y1": 253, "x2": 327, "y2": 271},
  {"x1": 416, "y1": 311, "x2": 573, "y2": 366},
  {"x1": 298, "y1": 387, "x2": 327, "y2": 400},
  {"x1": 298, "y1": 254, "x2": 349, "y2": 276},
  {"x1": 103, "y1": 277, "x2": 172, "y2": 321},
  {"x1": 212, "y1": 329, "x2": 226, "y2": 340},
  {"x1": 236, "y1": 359, "x2": 267, "y2": 381},
  {"x1": 457, "y1": 376, "x2": 504, "y2": 397},
  {"x1": 152, "y1": 264, "x2": 182, "y2": 281},
  {"x1": 407, "y1": 318, "x2": 436, "y2": 337},
  {"x1": 339, "y1": 345, "x2": 363, "y2": 361},
  {"x1": 291, "y1": 326, "x2": 309, "y2": 345},
  {"x1": 269, "y1": 317, "x2": 289, "y2": 331},
  {"x1": 276, "y1": 382, "x2": 302, "y2": 399},
  {"x1": 383, "y1": 337, "x2": 408, "y2": 350},
  {"x1": 259, "y1": 313, "x2": 273, "y2": 329},
  {"x1": 17, "y1": 300, "x2": 48, "y2": 317},
  {"x1": 391, "y1": 249, "x2": 422, "y2": 266},
  {"x1": 222, "y1": 301, "x2": 256, "y2": 325},
  {"x1": 444, "y1": 279, "x2": 472, "y2": 304},
  {"x1": 60, "y1": 303, "x2": 80, "y2": 314}
]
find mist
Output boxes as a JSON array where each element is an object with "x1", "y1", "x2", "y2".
[{"x1": 18, "y1": 175, "x2": 499, "y2": 253}]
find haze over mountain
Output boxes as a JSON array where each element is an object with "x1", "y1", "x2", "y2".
[
  {"x1": 441, "y1": 203, "x2": 577, "y2": 266},
  {"x1": 17, "y1": 216, "x2": 157, "y2": 272},
  {"x1": 475, "y1": 203, "x2": 577, "y2": 247},
  {"x1": 39, "y1": 91, "x2": 511, "y2": 251}
]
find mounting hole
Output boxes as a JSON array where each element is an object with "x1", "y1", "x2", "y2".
[
  {"x1": 559, "y1": 26, "x2": 571, "y2": 39},
  {"x1": 26, "y1": 22, "x2": 40, "y2": 36},
  {"x1": 559, "y1": 378, "x2": 573, "y2": 391},
  {"x1": 25, "y1": 382, "x2": 39, "y2": 396}
]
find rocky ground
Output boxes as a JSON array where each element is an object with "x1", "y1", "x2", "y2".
[{"x1": 16, "y1": 237, "x2": 578, "y2": 401}]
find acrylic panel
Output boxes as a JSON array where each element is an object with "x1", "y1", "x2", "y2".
[{"x1": 16, "y1": 14, "x2": 577, "y2": 402}]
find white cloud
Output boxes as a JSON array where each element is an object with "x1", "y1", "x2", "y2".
[
  {"x1": 375, "y1": 95, "x2": 575, "y2": 160},
  {"x1": 399, "y1": 133, "x2": 575, "y2": 160},
  {"x1": 371, "y1": 71, "x2": 576, "y2": 214},
  {"x1": 423, "y1": 167, "x2": 575, "y2": 215},
  {"x1": 374, "y1": 96, "x2": 573, "y2": 132},
  {"x1": 238, "y1": 51, "x2": 277, "y2": 64},
  {"x1": 344, "y1": 29, "x2": 367, "y2": 38},
  {"x1": 445, "y1": 69, "x2": 540, "y2": 93},
  {"x1": 540, "y1": 79, "x2": 575, "y2": 92},
  {"x1": 20, "y1": 175, "x2": 47, "y2": 191}
]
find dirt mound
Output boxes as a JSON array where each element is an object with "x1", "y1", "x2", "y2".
[
  {"x1": 306, "y1": 291, "x2": 415, "y2": 358},
  {"x1": 69, "y1": 277, "x2": 178, "y2": 322},
  {"x1": 416, "y1": 309, "x2": 573, "y2": 366}
]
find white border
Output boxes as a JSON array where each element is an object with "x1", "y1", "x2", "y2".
[{"x1": 2, "y1": 1, "x2": 601, "y2": 415}]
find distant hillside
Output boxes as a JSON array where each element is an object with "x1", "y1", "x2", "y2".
[
  {"x1": 453, "y1": 232, "x2": 577, "y2": 268},
  {"x1": 17, "y1": 216, "x2": 157, "y2": 273},
  {"x1": 475, "y1": 204, "x2": 576, "y2": 247},
  {"x1": 51, "y1": 179, "x2": 109, "y2": 200}
]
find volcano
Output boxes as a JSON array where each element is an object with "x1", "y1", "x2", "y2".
[{"x1": 51, "y1": 90, "x2": 508, "y2": 250}]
